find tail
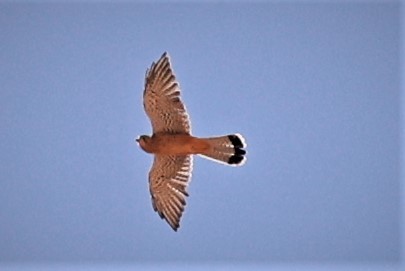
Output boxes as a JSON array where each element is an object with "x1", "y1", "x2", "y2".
[{"x1": 200, "y1": 133, "x2": 247, "y2": 166}]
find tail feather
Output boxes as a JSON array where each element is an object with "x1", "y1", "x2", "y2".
[{"x1": 200, "y1": 133, "x2": 247, "y2": 166}]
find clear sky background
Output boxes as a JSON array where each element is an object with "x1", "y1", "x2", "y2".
[{"x1": 0, "y1": 1, "x2": 401, "y2": 266}]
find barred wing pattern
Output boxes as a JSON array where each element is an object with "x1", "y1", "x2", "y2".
[
  {"x1": 143, "y1": 52, "x2": 191, "y2": 134},
  {"x1": 149, "y1": 155, "x2": 193, "y2": 231}
]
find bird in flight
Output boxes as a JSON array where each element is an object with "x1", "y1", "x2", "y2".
[{"x1": 137, "y1": 52, "x2": 247, "y2": 231}]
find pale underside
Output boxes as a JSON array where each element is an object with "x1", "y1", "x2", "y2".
[
  {"x1": 148, "y1": 155, "x2": 193, "y2": 230},
  {"x1": 143, "y1": 52, "x2": 193, "y2": 231},
  {"x1": 143, "y1": 52, "x2": 191, "y2": 135}
]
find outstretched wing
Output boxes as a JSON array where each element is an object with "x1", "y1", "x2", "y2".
[
  {"x1": 143, "y1": 52, "x2": 191, "y2": 134},
  {"x1": 148, "y1": 154, "x2": 193, "y2": 231}
]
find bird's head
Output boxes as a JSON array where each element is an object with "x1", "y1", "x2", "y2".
[{"x1": 136, "y1": 135, "x2": 152, "y2": 152}]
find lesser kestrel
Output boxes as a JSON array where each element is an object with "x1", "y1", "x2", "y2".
[{"x1": 137, "y1": 52, "x2": 247, "y2": 231}]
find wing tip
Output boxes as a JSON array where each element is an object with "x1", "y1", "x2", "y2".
[
  {"x1": 171, "y1": 223, "x2": 180, "y2": 232},
  {"x1": 159, "y1": 51, "x2": 170, "y2": 63}
]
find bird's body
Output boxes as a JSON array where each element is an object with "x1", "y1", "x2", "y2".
[
  {"x1": 137, "y1": 52, "x2": 247, "y2": 231},
  {"x1": 138, "y1": 133, "x2": 209, "y2": 155}
]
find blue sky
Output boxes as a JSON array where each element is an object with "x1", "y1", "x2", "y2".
[{"x1": 0, "y1": 1, "x2": 401, "y2": 265}]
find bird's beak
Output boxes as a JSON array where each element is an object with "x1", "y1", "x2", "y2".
[{"x1": 135, "y1": 138, "x2": 140, "y2": 143}]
